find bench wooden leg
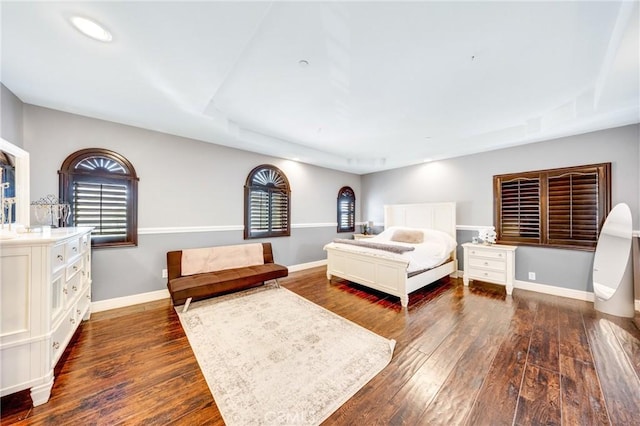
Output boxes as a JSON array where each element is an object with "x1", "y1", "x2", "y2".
[{"x1": 182, "y1": 297, "x2": 192, "y2": 313}]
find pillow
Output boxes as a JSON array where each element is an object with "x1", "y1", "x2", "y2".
[{"x1": 390, "y1": 229, "x2": 424, "y2": 244}]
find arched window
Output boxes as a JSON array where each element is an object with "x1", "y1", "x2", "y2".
[
  {"x1": 244, "y1": 164, "x2": 290, "y2": 239},
  {"x1": 59, "y1": 148, "x2": 139, "y2": 248},
  {"x1": 337, "y1": 186, "x2": 355, "y2": 233}
]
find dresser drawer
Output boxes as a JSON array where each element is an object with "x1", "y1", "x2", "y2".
[
  {"x1": 80, "y1": 234, "x2": 90, "y2": 252},
  {"x1": 51, "y1": 244, "x2": 66, "y2": 272},
  {"x1": 468, "y1": 257, "x2": 505, "y2": 271},
  {"x1": 466, "y1": 247, "x2": 508, "y2": 260},
  {"x1": 467, "y1": 268, "x2": 506, "y2": 284},
  {"x1": 65, "y1": 238, "x2": 81, "y2": 260},
  {"x1": 64, "y1": 273, "x2": 82, "y2": 309},
  {"x1": 51, "y1": 311, "x2": 74, "y2": 367},
  {"x1": 76, "y1": 287, "x2": 91, "y2": 320},
  {"x1": 66, "y1": 256, "x2": 83, "y2": 282}
]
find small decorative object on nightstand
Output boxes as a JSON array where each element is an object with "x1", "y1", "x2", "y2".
[
  {"x1": 353, "y1": 233, "x2": 375, "y2": 240},
  {"x1": 462, "y1": 242, "x2": 517, "y2": 294}
]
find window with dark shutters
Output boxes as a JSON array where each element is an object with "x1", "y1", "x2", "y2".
[
  {"x1": 337, "y1": 186, "x2": 355, "y2": 233},
  {"x1": 59, "y1": 149, "x2": 139, "y2": 248},
  {"x1": 494, "y1": 163, "x2": 610, "y2": 250},
  {"x1": 498, "y1": 176, "x2": 541, "y2": 243},
  {"x1": 244, "y1": 165, "x2": 290, "y2": 239}
]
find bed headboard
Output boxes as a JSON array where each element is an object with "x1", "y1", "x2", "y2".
[{"x1": 383, "y1": 202, "x2": 457, "y2": 240}]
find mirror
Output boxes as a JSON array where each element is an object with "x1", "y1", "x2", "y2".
[{"x1": 0, "y1": 138, "x2": 30, "y2": 229}]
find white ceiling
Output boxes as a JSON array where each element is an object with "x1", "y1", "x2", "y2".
[{"x1": 2, "y1": 1, "x2": 638, "y2": 174}]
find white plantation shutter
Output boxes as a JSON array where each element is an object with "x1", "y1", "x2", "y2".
[{"x1": 245, "y1": 165, "x2": 290, "y2": 239}]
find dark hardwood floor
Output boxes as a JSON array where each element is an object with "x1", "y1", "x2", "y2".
[{"x1": 2, "y1": 267, "x2": 639, "y2": 425}]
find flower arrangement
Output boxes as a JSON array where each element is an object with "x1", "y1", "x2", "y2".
[{"x1": 477, "y1": 228, "x2": 497, "y2": 245}]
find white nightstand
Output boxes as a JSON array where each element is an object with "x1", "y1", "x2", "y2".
[
  {"x1": 353, "y1": 233, "x2": 375, "y2": 240},
  {"x1": 462, "y1": 243, "x2": 517, "y2": 294}
]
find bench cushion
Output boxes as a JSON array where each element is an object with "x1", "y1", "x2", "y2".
[{"x1": 168, "y1": 263, "x2": 288, "y2": 305}]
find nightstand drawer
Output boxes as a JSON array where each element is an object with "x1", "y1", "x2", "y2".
[
  {"x1": 469, "y1": 257, "x2": 505, "y2": 271},
  {"x1": 466, "y1": 247, "x2": 507, "y2": 260},
  {"x1": 467, "y1": 268, "x2": 506, "y2": 284}
]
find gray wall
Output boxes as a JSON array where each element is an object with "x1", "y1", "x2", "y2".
[
  {"x1": 11, "y1": 92, "x2": 640, "y2": 300},
  {"x1": 362, "y1": 124, "x2": 640, "y2": 293},
  {"x1": 22, "y1": 105, "x2": 361, "y2": 301},
  {"x1": 1, "y1": 83, "x2": 24, "y2": 146}
]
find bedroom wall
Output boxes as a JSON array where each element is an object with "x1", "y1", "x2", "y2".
[
  {"x1": 361, "y1": 124, "x2": 640, "y2": 294},
  {"x1": 22, "y1": 105, "x2": 361, "y2": 302},
  {"x1": 1, "y1": 83, "x2": 24, "y2": 146}
]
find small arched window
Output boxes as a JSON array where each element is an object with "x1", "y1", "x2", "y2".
[
  {"x1": 59, "y1": 148, "x2": 139, "y2": 248},
  {"x1": 244, "y1": 164, "x2": 290, "y2": 239},
  {"x1": 337, "y1": 186, "x2": 355, "y2": 233}
]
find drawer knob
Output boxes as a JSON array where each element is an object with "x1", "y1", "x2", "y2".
[
  {"x1": 73, "y1": 247, "x2": 78, "y2": 252},
  {"x1": 484, "y1": 262, "x2": 489, "y2": 266},
  {"x1": 483, "y1": 272, "x2": 489, "y2": 276},
  {"x1": 72, "y1": 285, "x2": 78, "y2": 291},
  {"x1": 86, "y1": 294, "x2": 91, "y2": 299},
  {"x1": 73, "y1": 265, "x2": 79, "y2": 271},
  {"x1": 57, "y1": 255, "x2": 64, "y2": 261},
  {"x1": 471, "y1": 251, "x2": 476, "y2": 255},
  {"x1": 77, "y1": 309, "x2": 81, "y2": 316},
  {"x1": 498, "y1": 253, "x2": 503, "y2": 257},
  {"x1": 63, "y1": 288, "x2": 68, "y2": 295},
  {"x1": 70, "y1": 318, "x2": 76, "y2": 324},
  {"x1": 52, "y1": 341, "x2": 60, "y2": 350}
]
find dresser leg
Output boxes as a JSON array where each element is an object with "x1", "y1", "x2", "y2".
[
  {"x1": 463, "y1": 275, "x2": 469, "y2": 286},
  {"x1": 30, "y1": 373, "x2": 54, "y2": 406}
]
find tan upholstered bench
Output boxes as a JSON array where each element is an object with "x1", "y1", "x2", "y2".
[{"x1": 166, "y1": 242, "x2": 288, "y2": 311}]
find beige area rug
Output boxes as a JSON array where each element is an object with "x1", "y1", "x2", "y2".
[{"x1": 177, "y1": 286, "x2": 395, "y2": 426}]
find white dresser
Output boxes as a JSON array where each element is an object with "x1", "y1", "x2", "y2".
[
  {"x1": 0, "y1": 227, "x2": 92, "y2": 406},
  {"x1": 462, "y1": 242, "x2": 517, "y2": 294}
]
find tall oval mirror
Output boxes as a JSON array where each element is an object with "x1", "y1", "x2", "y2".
[{"x1": 593, "y1": 202, "x2": 634, "y2": 317}]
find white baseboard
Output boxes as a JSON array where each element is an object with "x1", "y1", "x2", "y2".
[
  {"x1": 458, "y1": 270, "x2": 594, "y2": 302},
  {"x1": 288, "y1": 259, "x2": 327, "y2": 273},
  {"x1": 514, "y1": 279, "x2": 594, "y2": 302},
  {"x1": 635, "y1": 299, "x2": 640, "y2": 312},
  {"x1": 91, "y1": 289, "x2": 170, "y2": 313}
]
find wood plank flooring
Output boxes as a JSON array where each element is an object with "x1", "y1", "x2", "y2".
[{"x1": 2, "y1": 267, "x2": 639, "y2": 425}]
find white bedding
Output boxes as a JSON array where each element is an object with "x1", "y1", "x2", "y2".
[{"x1": 324, "y1": 226, "x2": 457, "y2": 274}]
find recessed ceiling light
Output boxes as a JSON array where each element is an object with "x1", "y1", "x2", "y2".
[{"x1": 70, "y1": 16, "x2": 113, "y2": 42}]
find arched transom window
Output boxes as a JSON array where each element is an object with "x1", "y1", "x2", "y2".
[
  {"x1": 59, "y1": 148, "x2": 139, "y2": 248},
  {"x1": 244, "y1": 164, "x2": 290, "y2": 239},
  {"x1": 337, "y1": 186, "x2": 355, "y2": 233}
]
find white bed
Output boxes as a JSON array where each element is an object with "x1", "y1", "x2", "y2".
[{"x1": 324, "y1": 202, "x2": 457, "y2": 307}]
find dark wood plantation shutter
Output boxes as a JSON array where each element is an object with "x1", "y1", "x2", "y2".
[
  {"x1": 546, "y1": 166, "x2": 607, "y2": 248},
  {"x1": 497, "y1": 176, "x2": 541, "y2": 244},
  {"x1": 245, "y1": 165, "x2": 290, "y2": 239},
  {"x1": 337, "y1": 186, "x2": 355, "y2": 233},
  {"x1": 59, "y1": 148, "x2": 139, "y2": 248},
  {"x1": 494, "y1": 163, "x2": 610, "y2": 250},
  {"x1": 73, "y1": 181, "x2": 129, "y2": 243}
]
